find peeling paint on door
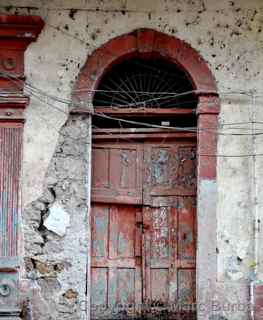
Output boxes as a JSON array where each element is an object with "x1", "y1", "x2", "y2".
[{"x1": 91, "y1": 138, "x2": 196, "y2": 319}]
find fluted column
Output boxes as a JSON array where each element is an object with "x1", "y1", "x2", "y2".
[{"x1": 0, "y1": 15, "x2": 44, "y2": 319}]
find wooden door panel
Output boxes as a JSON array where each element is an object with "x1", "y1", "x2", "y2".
[
  {"x1": 177, "y1": 198, "x2": 196, "y2": 262},
  {"x1": 91, "y1": 204, "x2": 142, "y2": 319},
  {"x1": 91, "y1": 205, "x2": 109, "y2": 258},
  {"x1": 143, "y1": 197, "x2": 196, "y2": 316},
  {"x1": 109, "y1": 205, "x2": 136, "y2": 259},
  {"x1": 178, "y1": 269, "x2": 196, "y2": 305},
  {"x1": 91, "y1": 137, "x2": 197, "y2": 319},
  {"x1": 92, "y1": 148, "x2": 110, "y2": 189},
  {"x1": 107, "y1": 268, "x2": 136, "y2": 306},
  {"x1": 143, "y1": 206, "x2": 175, "y2": 309},
  {"x1": 143, "y1": 141, "x2": 196, "y2": 206},
  {"x1": 92, "y1": 143, "x2": 143, "y2": 204},
  {"x1": 144, "y1": 206, "x2": 170, "y2": 268},
  {"x1": 151, "y1": 268, "x2": 169, "y2": 303},
  {"x1": 91, "y1": 267, "x2": 108, "y2": 307}
]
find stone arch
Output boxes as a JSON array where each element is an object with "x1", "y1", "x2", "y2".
[{"x1": 74, "y1": 28, "x2": 217, "y2": 104}]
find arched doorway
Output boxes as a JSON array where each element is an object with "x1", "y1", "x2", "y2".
[{"x1": 73, "y1": 29, "x2": 220, "y2": 320}]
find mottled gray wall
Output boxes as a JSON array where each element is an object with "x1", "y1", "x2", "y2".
[{"x1": 0, "y1": 0, "x2": 263, "y2": 319}]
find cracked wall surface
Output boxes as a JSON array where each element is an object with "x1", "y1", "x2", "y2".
[
  {"x1": 21, "y1": 115, "x2": 91, "y2": 320},
  {"x1": 0, "y1": 0, "x2": 263, "y2": 319}
]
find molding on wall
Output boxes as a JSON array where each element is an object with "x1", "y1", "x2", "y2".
[
  {"x1": 73, "y1": 28, "x2": 218, "y2": 107},
  {"x1": 0, "y1": 15, "x2": 44, "y2": 119},
  {"x1": 0, "y1": 95, "x2": 29, "y2": 122},
  {"x1": 0, "y1": 15, "x2": 44, "y2": 319},
  {"x1": 0, "y1": 15, "x2": 44, "y2": 40}
]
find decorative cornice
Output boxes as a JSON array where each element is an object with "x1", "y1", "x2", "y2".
[
  {"x1": 0, "y1": 95, "x2": 29, "y2": 122},
  {"x1": 0, "y1": 15, "x2": 44, "y2": 42},
  {"x1": 0, "y1": 15, "x2": 44, "y2": 121}
]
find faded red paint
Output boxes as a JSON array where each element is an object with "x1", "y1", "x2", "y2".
[
  {"x1": 0, "y1": 125, "x2": 23, "y2": 257},
  {"x1": 74, "y1": 29, "x2": 217, "y2": 104},
  {"x1": 0, "y1": 15, "x2": 44, "y2": 312},
  {"x1": 91, "y1": 138, "x2": 197, "y2": 319},
  {"x1": 252, "y1": 283, "x2": 263, "y2": 320},
  {"x1": 91, "y1": 204, "x2": 142, "y2": 318},
  {"x1": 0, "y1": 15, "x2": 44, "y2": 92},
  {"x1": 0, "y1": 15, "x2": 44, "y2": 255},
  {"x1": 73, "y1": 29, "x2": 220, "y2": 180},
  {"x1": 92, "y1": 142, "x2": 143, "y2": 204},
  {"x1": 143, "y1": 140, "x2": 196, "y2": 205},
  {"x1": 142, "y1": 139, "x2": 196, "y2": 318}
]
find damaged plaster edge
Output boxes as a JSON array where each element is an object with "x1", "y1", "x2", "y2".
[
  {"x1": 20, "y1": 111, "x2": 70, "y2": 276},
  {"x1": 85, "y1": 118, "x2": 92, "y2": 320},
  {"x1": 197, "y1": 178, "x2": 218, "y2": 278},
  {"x1": 20, "y1": 114, "x2": 91, "y2": 319},
  {"x1": 197, "y1": 179, "x2": 217, "y2": 319},
  {"x1": 22, "y1": 113, "x2": 69, "y2": 208}
]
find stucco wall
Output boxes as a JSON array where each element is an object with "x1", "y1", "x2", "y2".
[{"x1": 1, "y1": 0, "x2": 263, "y2": 319}]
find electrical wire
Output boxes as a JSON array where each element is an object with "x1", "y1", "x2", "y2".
[
  {"x1": 93, "y1": 112, "x2": 263, "y2": 136},
  {"x1": 3, "y1": 69, "x2": 263, "y2": 137},
  {"x1": 27, "y1": 91, "x2": 263, "y2": 156},
  {"x1": 0, "y1": 70, "x2": 260, "y2": 102},
  {"x1": 3, "y1": 65, "x2": 263, "y2": 158}
]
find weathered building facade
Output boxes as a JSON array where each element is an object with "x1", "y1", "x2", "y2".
[{"x1": 0, "y1": 1, "x2": 263, "y2": 320}]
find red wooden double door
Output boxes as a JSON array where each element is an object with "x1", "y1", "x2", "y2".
[{"x1": 91, "y1": 136, "x2": 197, "y2": 319}]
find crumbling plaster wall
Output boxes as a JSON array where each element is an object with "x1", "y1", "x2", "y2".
[{"x1": 1, "y1": 0, "x2": 263, "y2": 319}]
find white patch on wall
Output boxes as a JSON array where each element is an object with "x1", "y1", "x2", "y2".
[
  {"x1": 44, "y1": 203, "x2": 70, "y2": 237},
  {"x1": 227, "y1": 271, "x2": 244, "y2": 281}
]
